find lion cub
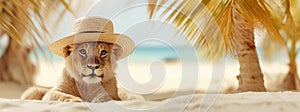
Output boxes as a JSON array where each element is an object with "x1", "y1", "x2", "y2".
[{"x1": 21, "y1": 42, "x2": 122, "y2": 102}]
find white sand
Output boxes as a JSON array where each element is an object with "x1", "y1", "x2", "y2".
[
  {"x1": 0, "y1": 60, "x2": 298, "y2": 111},
  {"x1": 0, "y1": 92, "x2": 300, "y2": 112},
  {"x1": 34, "y1": 60, "x2": 240, "y2": 94},
  {"x1": 0, "y1": 60, "x2": 294, "y2": 99},
  {"x1": 0, "y1": 82, "x2": 28, "y2": 99},
  {"x1": 34, "y1": 60, "x2": 292, "y2": 93}
]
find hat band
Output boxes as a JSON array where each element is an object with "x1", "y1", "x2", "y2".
[{"x1": 79, "y1": 31, "x2": 105, "y2": 33}]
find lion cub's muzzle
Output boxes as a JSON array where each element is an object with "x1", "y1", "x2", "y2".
[{"x1": 81, "y1": 64, "x2": 104, "y2": 78}]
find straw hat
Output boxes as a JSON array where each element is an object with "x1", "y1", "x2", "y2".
[{"x1": 48, "y1": 16, "x2": 135, "y2": 59}]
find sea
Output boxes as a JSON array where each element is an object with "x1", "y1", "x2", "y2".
[
  {"x1": 0, "y1": 44, "x2": 294, "y2": 64},
  {"x1": 16, "y1": 45, "x2": 202, "y2": 63}
]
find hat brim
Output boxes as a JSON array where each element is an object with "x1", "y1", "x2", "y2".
[{"x1": 48, "y1": 33, "x2": 135, "y2": 59}]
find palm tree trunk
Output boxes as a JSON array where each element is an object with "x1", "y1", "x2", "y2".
[
  {"x1": 231, "y1": 4, "x2": 266, "y2": 92},
  {"x1": 0, "y1": 1, "x2": 36, "y2": 86},
  {"x1": 0, "y1": 38, "x2": 36, "y2": 85},
  {"x1": 281, "y1": 49, "x2": 300, "y2": 90}
]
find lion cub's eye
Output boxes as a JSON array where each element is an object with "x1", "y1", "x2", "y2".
[
  {"x1": 79, "y1": 49, "x2": 87, "y2": 56},
  {"x1": 100, "y1": 50, "x2": 109, "y2": 58}
]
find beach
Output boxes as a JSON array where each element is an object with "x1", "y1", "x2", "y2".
[
  {"x1": 1, "y1": 92, "x2": 300, "y2": 112},
  {"x1": 0, "y1": 45, "x2": 297, "y2": 111},
  {"x1": 1, "y1": 0, "x2": 300, "y2": 111},
  {"x1": 0, "y1": 53, "x2": 299, "y2": 112},
  {"x1": 0, "y1": 57, "x2": 294, "y2": 99}
]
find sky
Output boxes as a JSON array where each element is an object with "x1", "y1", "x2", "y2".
[{"x1": 50, "y1": 0, "x2": 190, "y2": 47}]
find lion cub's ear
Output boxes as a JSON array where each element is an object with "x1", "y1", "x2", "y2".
[
  {"x1": 111, "y1": 45, "x2": 123, "y2": 60},
  {"x1": 63, "y1": 44, "x2": 74, "y2": 58}
]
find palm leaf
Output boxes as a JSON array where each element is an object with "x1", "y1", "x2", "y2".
[
  {"x1": 0, "y1": 0, "x2": 75, "y2": 60},
  {"x1": 237, "y1": 0, "x2": 283, "y2": 42},
  {"x1": 261, "y1": 0, "x2": 300, "y2": 59},
  {"x1": 148, "y1": 0, "x2": 284, "y2": 59}
]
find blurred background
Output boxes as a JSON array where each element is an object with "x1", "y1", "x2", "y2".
[{"x1": 0, "y1": 0, "x2": 299, "y2": 100}]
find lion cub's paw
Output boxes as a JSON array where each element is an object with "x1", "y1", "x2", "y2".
[
  {"x1": 59, "y1": 96, "x2": 83, "y2": 102},
  {"x1": 91, "y1": 94, "x2": 112, "y2": 103}
]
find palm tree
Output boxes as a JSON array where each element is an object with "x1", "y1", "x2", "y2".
[
  {"x1": 0, "y1": 0, "x2": 73, "y2": 85},
  {"x1": 148, "y1": 0, "x2": 286, "y2": 92},
  {"x1": 261, "y1": 0, "x2": 300, "y2": 90}
]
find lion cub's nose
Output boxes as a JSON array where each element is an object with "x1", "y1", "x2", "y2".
[{"x1": 87, "y1": 64, "x2": 100, "y2": 71}]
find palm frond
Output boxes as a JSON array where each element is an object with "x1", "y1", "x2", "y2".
[
  {"x1": 148, "y1": 0, "x2": 234, "y2": 59},
  {"x1": 237, "y1": 0, "x2": 284, "y2": 43},
  {"x1": 260, "y1": 0, "x2": 300, "y2": 59},
  {"x1": 0, "y1": 0, "x2": 74, "y2": 59},
  {"x1": 260, "y1": 33, "x2": 285, "y2": 60},
  {"x1": 148, "y1": 0, "x2": 157, "y2": 19},
  {"x1": 148, "y1": 0, "x2": 284, "y2": 60}
]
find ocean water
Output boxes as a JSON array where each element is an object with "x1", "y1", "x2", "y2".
[
  {"x1": 0, "y1": 45, "x2": 293, "y2": 63},
  {"x1": 26, "y1": 46, "x2": 200, "y2": 63},
  {"x1": 128, "y1": 46, "x2": 199, "y2": 63}
]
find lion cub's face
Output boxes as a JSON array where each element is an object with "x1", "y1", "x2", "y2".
[{"x1": 64, "y1": 42, "x2": 121, "y2": 84}]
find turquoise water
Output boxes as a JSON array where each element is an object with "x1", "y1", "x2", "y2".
[
  {"x1": 26, "y1": 46, "x2": 199, "y2": 62},
  {"x1": 0, "y1": 46, "x2": 292, "y2": 62},
  {"x1": 129, "y1": 46, "x2": 194, "y2": 62},
  {"x1": 0, "y1": 45, "x2": 293, "y2": 63}
]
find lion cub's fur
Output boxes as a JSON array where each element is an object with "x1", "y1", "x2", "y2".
[{"x1": 21, "y1": 42, "x2": 122, "y2": 102}]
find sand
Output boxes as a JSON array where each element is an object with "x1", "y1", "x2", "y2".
[
  {"x1": 0, "y1": 82, "x2": 28, "y2": 99},
  {"x1": 34, "y1": 61, "x2": 240, "y2": 94},
  {"x1": 0, "y1": 60, "x2": 298, "y2": 111},
  {"x1": 0, "y1": 92, "x2": 300, "y2": 112}
]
